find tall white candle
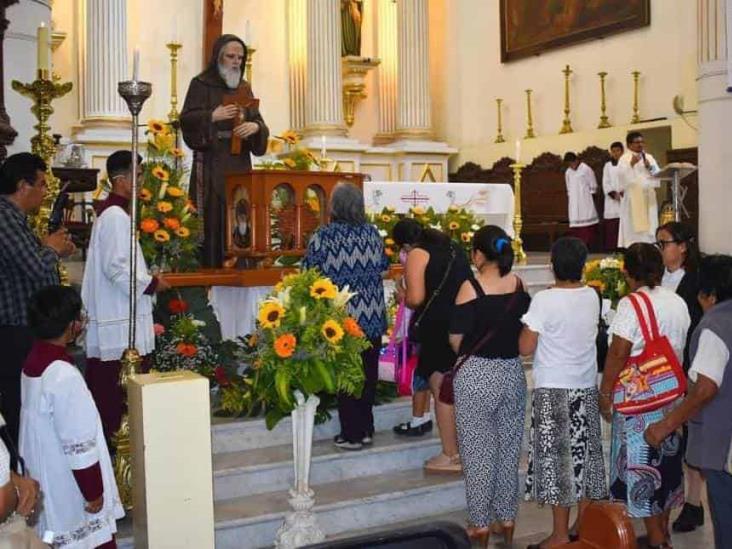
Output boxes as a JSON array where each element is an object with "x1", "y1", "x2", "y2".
[
  {"x1": 515, "y1": 140, "x2": 521, "y2": 163},
  {"x1": 173, "y1": 15, "x2": 180, "y2": 44},
  {"x1": 320, "y1": 135, "x2": 327, "y2": 158},
  {"x1": 244, "y1": 20, "x2": 251, "y2": 45},
  {"x1": 132, "y1": 48, "x2": 140, "y2": 81},
  {"x1": 37, "y1": 22, "x2": 50, "y2": 72}
]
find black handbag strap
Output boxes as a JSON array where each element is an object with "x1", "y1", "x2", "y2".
[
  {"x1": 451, "y1": 275, "x2": 525, "y2": 375},
  {"x1": 412, "y1": 245, "x2": 457, "y2": 329}
]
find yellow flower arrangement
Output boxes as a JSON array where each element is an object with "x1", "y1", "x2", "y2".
[
  {"x1": 153, "y1": 131, "x2": 176, "y2": 152},
  {"x1": 175, "y1": 227, "x2": 191, "y2": 238},
  {"x1": 258, "y1": 301, "x2": 286, "y2": 329},
  {"x1": 343, "y1": 317, "x2": 364, "y2": 338},
  {"x1": 411, "y1": 206, "x2": 426, "y2": 216},
  {"x1": 283, "y1": 157, "x2": 296, "y2": 169},
  {"x1": 147, "y1": 119, "x2": 167, "y2": 134},
  {"x1": 152, "y1": 166, "x2": 169, "y2": 181},
  {"x1": 139, "y1": 188, "x2": 152, "y2": 202},
  {"x1": 274, "y1": 333, "x2": 297, "y2": 358},
  {"x1": 163, "y1": 217, "x2": 181, "y2": 230},
  {"x1": 166, "y1": 186, "x2": 185, "y2": 198},
  {"x1": 157, "y1": 201, "x2": 173, "y2": 213},
  {"x1": 448, "y1": 221, "x2": 460, "y2": 231},
  {"x1": 321, "y1": 319, "x2": 344, "y2": 345},
  {"x1": 140, "y1": 218, "x2": 159, "y2": 233},
  {"x1": 381, "y1": 214, "x2": 392, "y2": 223},
  {"x1": 171, "y1": 147, "x2": 185, "y2": 158},
  {"x1": 154, "y1": 229, "x2": 170, "y2": 242},
  {"x1": 310, "y1": 278, "x2": 338, "y2": 300},
  {"x1": 277, "y1": 130, "x2": 301, "y2": 145}
]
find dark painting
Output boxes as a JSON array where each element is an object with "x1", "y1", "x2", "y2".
[{"x1": 500, "y1": 0, "x2": 651, "y2": 62}]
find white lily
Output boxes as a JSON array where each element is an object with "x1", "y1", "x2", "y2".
[
  {"x1": 430, "y1": 223, "x2": 441, "y2": 230},
  {"x1": 333, "y1": 285, "x2": 357, "y2": 308},
  {"x1": 275, "y1": 287, "x2": 292, "y2": 308},
  {"x1": 378, "y1": 229, "x2": 388, "y2": 238},
  {"x1": 158, "y1": 182, "x2": 169, "y2": 200},
  {"x1": 298, "y1": 306, "x2": 307, "y2": 325},
  {"x1": 192, "y1": 320, "x2": 206, "y2": 327},
  {"x1": 471, "y1": 224, "x2": 481, "y2": 231}
]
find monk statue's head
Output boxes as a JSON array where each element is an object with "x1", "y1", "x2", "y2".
[{"x1": 207, "y1": 34, "x2": 248, "y2": 89}]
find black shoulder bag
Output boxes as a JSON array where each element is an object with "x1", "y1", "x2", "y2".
[{"x1": 408, "y1": 246, "x2": 457, "y2": 343}]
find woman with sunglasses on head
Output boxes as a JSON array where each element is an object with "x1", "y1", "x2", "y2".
[{"x1": 656, "y1": 222, "x2": 706, "y2": 533}]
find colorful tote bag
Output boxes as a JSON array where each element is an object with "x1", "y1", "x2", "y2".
[
  {"x1": 378, "y1": 301, "x2": 417, "y2": 396},
  {"x1": 613, "y1": 291, "x2": 687, "y2": 416}
]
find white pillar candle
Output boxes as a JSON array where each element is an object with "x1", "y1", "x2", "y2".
[
  {"x1": 320, "y1": 135, "x2": 327, "y2": 158},
  {"x1": 132, "y1": 48, "x2": 140, "y2": 81},
  {"x1": 37, "y1": 22, "x2": 50, "y2": 72},
  {"x1": 515, "y1": 140, "x2": 521, "y2": 163},
  {"x1": 244, "y1": 20, "x2": 251, "y2": 45}
]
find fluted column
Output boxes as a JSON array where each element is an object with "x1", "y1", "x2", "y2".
[
  {"x1": 373, "y1": 0, "x2": 398, "y2": 144},
  {"x1": 697, "y1": 0, "x2": 732, "y2": 253},
  {"x1": 396, "y1": 0, "x2": 431, "y2": 140},
  {"x1": 80, "y1": 0, "x2": 129, "y2": 124},
  {"x1": 287, "y1": 0, "x2": 307, "y2": 132},
  {"x1": 303, "y1": 0, "x2": 346, "y2": 137}
]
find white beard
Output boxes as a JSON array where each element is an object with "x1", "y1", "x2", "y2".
[{"x1": 218, "y1": 64, "x2": 241, "y2": 89}]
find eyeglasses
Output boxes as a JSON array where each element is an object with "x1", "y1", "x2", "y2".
[{"x1": 655, "y1": 239, "x2": 679, "y2": 250}]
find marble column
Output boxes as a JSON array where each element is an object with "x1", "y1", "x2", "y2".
[
  {"x1": 73, "y1": 0, "x2": 129, "y2": 143},
  {"x1": 697, "y1": 0, "x2": 732, "y2": 253},
  {"x1": 373, "y1": 0, "x2": 398, "y2": 144},
  {"x1": 395, "y1": 0, "x2": 431, "y2": 141},
  {"x1": 287, "y1": 0, "x2": 307, "y2": 132},
  {"x1": 303, "y1": 0, "x2": 347, "y2": 138}
]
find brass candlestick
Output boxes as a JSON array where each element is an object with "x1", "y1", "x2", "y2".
[
  {"x1": 597, "y1": 71, "x2": 612, "y2": 129},
  {"x1": 631, "y1": 70, "x2": 641, "y2": 124},
  {"x1": 11, "y1": 70, "x2": 73, "y2": 284},
  {"x1": 510, "y1": 163, "x2": 527, "y2": 263},
  {"x1": 166, "y1": 42, "x2": 182, "y2": 123},
  {"x1": 559, "y1": 65, "x2": 574, "y2": 134},
  {"x1": 524, "y1": 89, "x2": 536, "y2": 139},
  {"x1": 246, "y1": 46, "x2": 256, "y2": 85},
  {"x1": 495, "y1": 98, "x2": 505, "y2": 143}
]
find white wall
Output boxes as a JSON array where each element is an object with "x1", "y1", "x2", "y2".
[
  {"x1": 5, "y1": 0, "x2": 52, "y2": 156},
  {"x1": 430, "y1": 0, "x2": 699, "y2": 169}
]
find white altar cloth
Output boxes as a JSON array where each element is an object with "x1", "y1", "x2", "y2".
[{"x1": 364, "y1": 181, "x2": 514, "y2": 236}]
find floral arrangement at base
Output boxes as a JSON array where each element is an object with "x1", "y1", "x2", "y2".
[
  {"x1": 139, "y1": 120, "x2": 202, "y2": 272},
  {"x1": 584, "y1": 255, "x2": 629, "y2": 307},
  {"x1": 257, "y1": 130, "x2": 321, "y2": 171},
  {"x1": 239, "y1": 269, "x2": 371, "y2": 429},
  {"x1": 368, "y1": 205, "x2": 485, "y2": 263}
]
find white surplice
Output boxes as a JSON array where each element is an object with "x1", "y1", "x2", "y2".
[
  {"x1": 20, "y1": 360, "x2": 124, "y2": 548},
  {"x1": 617, "y1": 150, "x2": 660, "y2": 248},
  {"x1": 565, "y1": 162, "x2": 599, "y2": 227},
  {"x1": 82, "y1": 205, "x2": 155, "y2": 361},
  {"x1": 602, "y1": 160, "x2": 622, "y2": 220}
]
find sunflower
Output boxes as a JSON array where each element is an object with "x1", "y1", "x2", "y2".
[
  {"x1": 448, "y1": 221, "x2": 460, "y2": 231},
  {"x1": 343, "y1": 317, "x2": 364, "y2": 338},
  {"x1": 185, "y1": 199, "x2": 197, "y2": 212},
  {"x1": 164, "y1": 217, "x2": 181, "y2": 230},
  {"x1": 380, "y1": 214, "x2": 392, "y2": 223},
  {"x1": 171, "y1": 147, "x2": 185, "y2": 158},
  {"x1": 258, "y1": 301, "x2": 286, "y2": 329},
  {"x1": 157, "y1": 201, "x2": 173, "y2": 213},
  {"x1": 385, "y1": 238, "x2": 395, "y2": 246},
  {"x1": 460, "y1": 232, "x2": 471, "y2": 243},
  {"x1": 277, "y1": 130, "x2": 300, "y2": 145},
  {"x1": 154, "y1": 229, "x2": 170, "y2": 242},
  {"x1": 411, "y1": 206, "x2": 426, "y2": 216},
  {"x1": 139, "y1": 188, "x2": 152, "y2": 202},
  {"x1": 283, "y1": 157, "x2": 296, "y2": 169},
  {"x1": 140, "y1": 218, "x2": 159, "y2": 233},
  {"x1": 152, "y1": 166, "x2": 169, "y2": 181},
  {"x1": 153, "y1": 131, "x2": 175, "y2": 152},
  {"x1": 147, "y1": 119, "x2": 167, "y2": 134},
  {"x1": 166, "y1": 186, "x2": 185, "y2": 198},
  {"x1": 274, "y1": 333, "x2": 297, "y2": 358},
  {"x1": 322, "y1": 320, "x2": 344, "y2": 344},
  {"x1": 310, "y1": 278, "x2": 338, "y2": 300},
  {"x1": 175, "y1": 226, "x2": 190, "y2": 238}
]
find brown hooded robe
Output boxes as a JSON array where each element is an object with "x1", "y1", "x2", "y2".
[{"x1": 180, "y1": 34, "x2": 270, "y2": 268}]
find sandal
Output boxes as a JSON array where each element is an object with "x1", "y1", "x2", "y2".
[{"x1": 424, "y1": 452, "x2": 462, "y2": 474}]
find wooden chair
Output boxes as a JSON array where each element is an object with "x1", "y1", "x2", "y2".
[{"x1": 558, "y1": 502, "x2": 637, "y2": 549}]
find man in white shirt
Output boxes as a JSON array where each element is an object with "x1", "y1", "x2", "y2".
[
  {"x1": 564, "y1": 152, "x2": 599, "y2": 248},
  {"x1": 602, "y1": 142, "x2": 624, "y2": 251},
  {"x1": 81, "y1": 151, "x2": 169, "y2": 451},
  {"x1": 617, "y1": 131, "x2": 661, "y2": 248}
]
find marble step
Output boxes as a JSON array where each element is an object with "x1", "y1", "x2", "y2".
[
  {"x1": 213, "y1": 429, "x2": 442, "y2": 500},
  {"x1": 211, "y1": 398, "x2": 414, "y2": 454},
  {"x1": 214, "y1": 468, "x2": 467, "y2": 549}
]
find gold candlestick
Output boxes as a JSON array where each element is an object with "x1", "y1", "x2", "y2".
[
  {"x1": 559, "y1": 65, "x2": 574, "y2": 134},
  {"x1": 631, "y1": 70, "x2": 641, "y2": 124},
  {"x1": 524, "y1": 89, "x2": 536, "y2": 139},
  {"x1": 246, "y1": 46, "x2": 256, "y2": 85},
  {"x1": 495, "y1": 98, "x2": 505, "y2": 143},
  {"x1": 510, "y1": 163, "x2": 527, "y2": 263},
  {"x1": 12, "y1": 70, "x2": 73, "y2": 284},
  {"x1": 597, "y1": 71, "x2": 612, "y2": 129},
  {"x1": 166, "y1": 42, "x2": 182, "y2": 123}
]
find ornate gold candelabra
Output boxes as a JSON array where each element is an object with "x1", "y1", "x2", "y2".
[
  {"x1": 166, "y1": 42, "x2": 182, "y2": 123},
  {"x1": 113, "y1": 78, "x2": 152, "y2": 510},
  {"x1": 559, "y1": 65, "x2": 574, "y2": 134},
  {"x1": 246, "y1": 47, "x2": 256, "y2": 85},
  {"x1": 495, "y1": 98, "x2": 505, "y2": 143},
  {"x1": 597, "y1": 71, "x2": 612, "y2": 129},
  {"x1": 631, "y1": 70, "x2": 641, "y2": 124},
  {"x1": 510, "y1": 163, "x2": 527, "y2": 263},
  {"x1": 11, "y1": 70, "x2": 73, "y2": 284},
  {"x1": 524, "y1": 89, "x2": 536, "y2": 139}
]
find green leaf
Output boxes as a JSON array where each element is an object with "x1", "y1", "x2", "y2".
[{"x1": 265, "y1": 408, "x2": 286, "y2": 430}]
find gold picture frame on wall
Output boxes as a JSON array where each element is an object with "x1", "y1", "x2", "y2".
[{"x1": 500, "y1": 0, "x2": 651, "y2": 62}]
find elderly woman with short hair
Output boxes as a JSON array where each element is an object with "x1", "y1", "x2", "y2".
[{"x1": 302, "y1": 182, "x2": 389, "y2": 451}]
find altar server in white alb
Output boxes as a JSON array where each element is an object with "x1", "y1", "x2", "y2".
[
  {"x1": 82, "y1": 151, "x2": 169, "y2": 450},
  {"x1": 602, "y1": 141, "x2": 624, "y2": 251},
  {"x1": 20, "y1": 286, "x2": 123, "y2": 548},
  {"x1": 563, "y1": 152, "x2": 599, "y2": 248},
  {"x1": 617, "y1": 131, "x2": 661, "y2": 248}
]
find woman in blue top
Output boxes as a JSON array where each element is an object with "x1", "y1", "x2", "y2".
[{"x1": 302, "y1": 182, "x2": 389, "y2": 451}]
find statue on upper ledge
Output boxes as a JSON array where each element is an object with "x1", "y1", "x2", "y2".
[
  {"x1": 341, "y1": 0, "x2": 363, "y2": 56},
  {"x1": 180, "y1": 34, "x2": 270, "y2": 268}
]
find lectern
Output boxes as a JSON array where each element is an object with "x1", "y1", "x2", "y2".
[{"x1": 653, "y1": 162, "x2": 697, "y2": 222}]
